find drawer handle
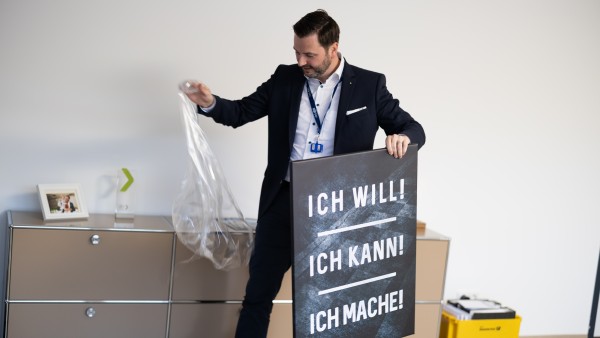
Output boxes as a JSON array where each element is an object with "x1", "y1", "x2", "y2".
[
  {"x1": 90, "y1": 234, "x2": 101, "y2": 245},
  {"x1": 85, "y1": 307, "x2": 96, "y2": 318}
]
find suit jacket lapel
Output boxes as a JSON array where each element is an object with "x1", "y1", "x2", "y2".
[
  {"x1": 289, "y1": 71, "x2": 305, "y2": 151},
  {"x1": 334, "y1": 62, "x2": 356, "y2": 154}
]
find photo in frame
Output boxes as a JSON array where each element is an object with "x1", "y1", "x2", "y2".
[{"x1": 37, "y1": 183, "x2": 89, "y2": 220}]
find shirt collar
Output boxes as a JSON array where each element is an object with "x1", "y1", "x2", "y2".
[{"x1": 331, "y1": 52, "x2": 345, "y2": 83}]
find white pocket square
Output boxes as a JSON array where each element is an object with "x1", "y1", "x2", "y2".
[{"x1": 346, "y1": 106, "x2": 367, "y2": 115}]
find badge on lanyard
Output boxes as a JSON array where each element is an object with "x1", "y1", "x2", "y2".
[
  {"x1": 306, "y1": 78, "x2": 342, "y2": 153},
  {"x1": 310, "y1": 141, "x2": 323, "y2": 153}
]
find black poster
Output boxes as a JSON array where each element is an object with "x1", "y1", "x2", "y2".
[{"x1": 290, "y1": 146, "x2": 417, "y2": 338}]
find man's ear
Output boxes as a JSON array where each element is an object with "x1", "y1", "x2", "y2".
[{"x1": 329, "y1": 42, "x2": 339, "y2": 56}]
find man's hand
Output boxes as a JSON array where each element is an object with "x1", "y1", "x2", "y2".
[
  {"x1": 182, "y1": 81, "x2": 215, "y2": 109},
  {"x1": 385, "y1": 134, "x2": 411, "y2": 159}
]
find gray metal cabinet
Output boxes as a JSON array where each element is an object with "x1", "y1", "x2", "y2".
[
  {"x1": 4, "y1": 211, "x2": 291, "y2": 338},
  {"x1": 4, "y1": 212, "x2": 448, "y2": 338},
  {"x1": 5, "y1": 212, "x2": 174, "y2": 338}
]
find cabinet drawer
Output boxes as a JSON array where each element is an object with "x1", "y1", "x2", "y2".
[
  {"x1": 8, "y1": 228, "x2": 173, "y2": 300},
  {"x1": 169, "y1": 303, "x2": 292, "y2": 338},
  {"x1": 172, "y1": 238, "x2": 248, "y2": 300},
  {"x1": 415, "y1": 239, "x2": 449, "y2": 301},
  {"x1": 6, "y1": 303, "x2": 168, "y2": 338},
  {"x1": 414, "y1": 302, "x2": 442, "y2": 338},
  {"x1": 172, "y1": 238, "x2": 292, "y2": 301},
  {"x1": 169, "y1": 303, "x2": 240, "y2": 338}
]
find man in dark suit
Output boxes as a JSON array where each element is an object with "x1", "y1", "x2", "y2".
[{"x1": 183, "y1": 9, "x2": 425, "y2": 338}]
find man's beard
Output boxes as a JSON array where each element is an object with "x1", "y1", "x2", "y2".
[{"x1": 302, "y1": 54, "x2": 332, "y2": 80}]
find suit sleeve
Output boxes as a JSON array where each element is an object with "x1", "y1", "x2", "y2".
[
  {"x1": 375, "y1": 74, "x2": 426, "y2": 149},
  {"x1": 197, "y1": 67, "x2": 282, "y2": 128}
]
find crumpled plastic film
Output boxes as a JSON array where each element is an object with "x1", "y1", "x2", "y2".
[{"x1": 172, "y1": 91, "x2": 254, "y2": 270}]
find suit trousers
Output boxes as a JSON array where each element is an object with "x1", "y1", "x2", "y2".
[{"x1": 235, "y1": 181, "x2": 292, "y2": 338}]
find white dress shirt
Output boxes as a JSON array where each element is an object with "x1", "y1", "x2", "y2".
[{"x1": 286, "y1": 55, "x2": 345, "y2": 180}]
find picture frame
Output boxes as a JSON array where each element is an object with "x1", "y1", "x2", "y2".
[{"x1": 37, "y1": 183, "x2": 89, "y2": 221}]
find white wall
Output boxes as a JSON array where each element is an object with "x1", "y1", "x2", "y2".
[{"x1": 1, "y1": 0, "x2": 599, "y2": 335}]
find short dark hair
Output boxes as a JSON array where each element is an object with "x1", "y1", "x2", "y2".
[{"x1": 293, "y1": 9, "x2": 340, "y2": 48}]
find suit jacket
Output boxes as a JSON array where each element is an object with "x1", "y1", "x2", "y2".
[{"x1": 199, "y1": 61, "x2": 425, "y2": 218}]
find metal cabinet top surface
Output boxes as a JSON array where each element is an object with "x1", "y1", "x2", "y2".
[
  {"x1": 8, "y1": 211, "x2": 449, "y2": 240},
  {"x1": 416, "y1": 227, "x2": 450, "y2": 241},
  {"x1": 8, "y1": 211, "x2": 173, "y2": 233}
]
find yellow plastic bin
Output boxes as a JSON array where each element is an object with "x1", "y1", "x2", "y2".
[{"x1": 439, "y1": 311, "x2": 522, "y2": 338}]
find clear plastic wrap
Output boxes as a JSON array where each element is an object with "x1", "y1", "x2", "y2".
[{"x1": 172, "y1": 87, "x2": 254, "y2": 270}]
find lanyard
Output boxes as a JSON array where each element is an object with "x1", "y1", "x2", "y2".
[{"x1": 305, "y1": 78, "x2": 342, "y2": 135}]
